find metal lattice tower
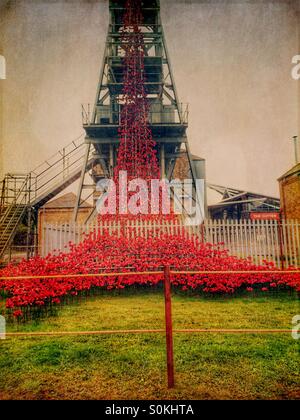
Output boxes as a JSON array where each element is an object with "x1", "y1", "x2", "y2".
[{"x1": 74, "y1": 0, "x2": 199, "y2": 221}]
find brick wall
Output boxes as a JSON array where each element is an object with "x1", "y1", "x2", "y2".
[
  {"x1": 38, "y1": 208, "x2": 91, "y2": 251},
  {"x1": 172, "y1": 155, "x2": 190, "y2": 180},
  {"x1": 279, "y1": 173, "x2": 300, "y2": 219}
]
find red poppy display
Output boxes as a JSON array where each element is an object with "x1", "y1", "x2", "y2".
[{"x1": 0, "y1": 228, "x2": 299, "y2": 319}]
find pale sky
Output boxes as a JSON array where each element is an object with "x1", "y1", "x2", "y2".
[{"x1": 0, "y1": 0, "x2": 299, "y2": 203}]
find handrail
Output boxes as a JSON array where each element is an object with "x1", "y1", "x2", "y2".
[
  {"x1": 34, "y1": 154, "x2": 89, "y2": 198},
  {"x1": 0, "y1": 175, "x2": 30, "y2": 224},
  {"x1": 0, "y1": 175, "x2": 30, "y2": 257},
  {"x1": 0, "y1": 134, "x2": 92, "y2": 258},
  {"x1": 82, "y1": 103, "x2": 188, "y2": 126},
  {"x1": 0, "y1": 134, "x2": 88, "y2": 209},
  {"x1": 35, "y1": 149, "x2": 84, "y2": 190},
  {"x1": 30, "y1": 134, "x2": 84, "y2": 176},
  {"x1": 32, "y1": 139, "x2": 85, "y2": 180},
  {"x1": 34, "y1": 149, "x2": 86, "y2": 189}
]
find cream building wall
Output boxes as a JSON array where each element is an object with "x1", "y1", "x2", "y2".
[{"x1": 0, "y1": 0, "x2": 299, "y2": 202}]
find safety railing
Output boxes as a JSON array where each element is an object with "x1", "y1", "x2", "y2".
[
  {"x1": 0, "y1": 134, "x2": 92, "y2": 259},
  {"x1": 0, "y1": 175, "x2": 32, "y2": 257},
  {"x1": 109, "y1": 24, "x2": 162, "y2": 34},
  {"x1": 0, "y1": 175, "x2": 30, "y2": 224},
  {"x1": 82, "y1": 103, "x2": 188, "y2": 126},
  {"x1": 29, "y1": 134, "x2": 89, "y2": 203},
  {"x1": 0, "y1": 134, "x2": 90, "y2": 209},
  {"x1": 0, "y1": 174, "x2": 29, "y2": 210}
]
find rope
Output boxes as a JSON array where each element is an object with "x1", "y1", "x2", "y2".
[
  {"x1": 0, "y1": 271, "x2": 164, "y2": 280},
  {"x1": 171, "y1": 270, "x2": 300, "y2": 275},
  {"x1": 0, "y1": 269, "x2": 299, "y2": 281},
  {"x1": 5, "y1": 328, "x2": 291, "y2": 337}
]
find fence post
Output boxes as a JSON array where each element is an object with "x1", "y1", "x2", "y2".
[{"x1": 164, "y1": 265, "x2": 175, "y2": 388}]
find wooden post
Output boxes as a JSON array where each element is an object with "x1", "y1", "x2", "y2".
[{"x1": 164, "y1": 265, "x2": 174, "y2": 388}]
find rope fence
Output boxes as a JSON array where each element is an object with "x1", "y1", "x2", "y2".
[
  {"x1": 5, "y1": 329, "x2": 291, "y2": 337},
  {"x1": 1, "y1": 269, "x2": 299, "y2": 281},
  {"x1": 1, "y1": 267, "x2": 298, "y2": 388}
]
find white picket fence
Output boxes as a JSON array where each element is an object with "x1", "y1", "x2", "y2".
[{"x1": 41, "y1": 218, "x2": 300, "y2": 268}]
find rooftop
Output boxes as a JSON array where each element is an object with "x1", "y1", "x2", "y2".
[
  {"x1": 278, "y1": 162, "x2": 300, "y2": 181},
  {"x1": 41, "y1": 193, "x2": 91, "y2": 209}
]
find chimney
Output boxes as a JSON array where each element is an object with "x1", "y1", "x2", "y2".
[{"x1": 292, "y1": 136, "x2": 299, "y2": 164}]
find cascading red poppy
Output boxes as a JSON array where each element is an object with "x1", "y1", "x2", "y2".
[
  {"x1": 115, "y1": 0, "x2": 160, "y2": 181},
  {"x1": 0, "y1": 230, "x2": 299, "y2": 318},
  {"x1": 110, "y1": 0, "x2": 161, "y2": 217}
]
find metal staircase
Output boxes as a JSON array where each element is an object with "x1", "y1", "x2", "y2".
[
  {"x1": 0, "y1": 134, "x2": 94, "y2": 259},
  {"x1": 0, "y1": 175, "x2": 30, "y2": 258}
]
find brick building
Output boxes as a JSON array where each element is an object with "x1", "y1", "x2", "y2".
[
  {"x1": 278, "y1": 163, "x2": 300, "y2": 219},
  {"x1": 38, "y1": 192, "x2": 92, "y2": 249}
]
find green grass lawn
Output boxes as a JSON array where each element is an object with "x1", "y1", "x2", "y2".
[{"x1": 0, "y1": 290, "x2": 299, "y2": 400}]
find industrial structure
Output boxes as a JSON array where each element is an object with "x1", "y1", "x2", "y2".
[
  {"x1": 74, "y1": 0, "x2": 199, "y2": 222},
  {"x1": 0, "y1": 0, "x2": 282, "y2": 264},
  {"x1": 207, "y1": 184, "x2": 280, "y2": 220},
  {"x1": 172, "y1": 155, "x2": 280, "y2": 220},
  {"x1": 0, "y1": 0, "x2": 202, "y2": 262}
]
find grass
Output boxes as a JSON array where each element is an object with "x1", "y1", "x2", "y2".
[{"x1": 0, "y1": 290, "x2": 299, "y2": 400}]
